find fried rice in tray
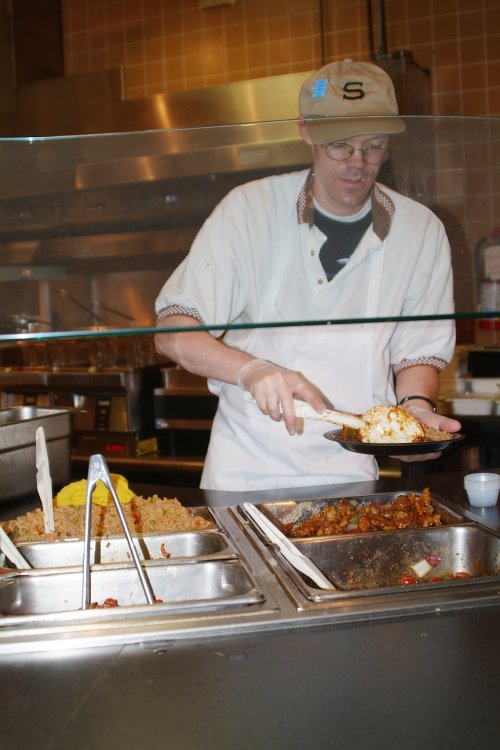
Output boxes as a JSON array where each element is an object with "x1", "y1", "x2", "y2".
[{"x1": 2, "y1": 495, "x2": 213, "y2": 543}]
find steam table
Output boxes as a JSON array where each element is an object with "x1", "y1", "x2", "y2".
[{"x1": 1, "y1": 469, "x2": 499, "y2": 750}]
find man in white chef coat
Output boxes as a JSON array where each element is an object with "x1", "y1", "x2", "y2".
[{"x1": 154, "y1": 59, "x2": 461, "y2": 493}]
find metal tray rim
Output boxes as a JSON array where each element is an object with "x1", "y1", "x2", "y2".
[
  {"x1": 0, "y1": 529, "x2": 236, "y2": 572},
  {"x1": 14, "y1": 526, "x2": 224, "y2": 549}
]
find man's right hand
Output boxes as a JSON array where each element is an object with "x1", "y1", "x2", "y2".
[{"x1": 237, "y1": 359, "x2": 326, "y2": 435}]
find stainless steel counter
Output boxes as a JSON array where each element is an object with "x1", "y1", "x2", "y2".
[{"x1": 1, "y1": 470, "x2": 499, "y2": 749}]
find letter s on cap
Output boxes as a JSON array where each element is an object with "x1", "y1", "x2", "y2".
[{"x1": 342, "y1": 81, "x2": 365, "y2": 100}]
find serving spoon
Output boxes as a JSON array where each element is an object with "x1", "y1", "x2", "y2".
[
  {"x1": 36, "y1": 426, "x2": 55, "y2": 534},
  {"x1": 291, "y1": 399, "x2": 366, "y2": 429},
  {"x1": 242, "y1": 502, "x2": 335, "y2": 590},
  {"x1": 243, "y1": 393, "x2": 431, "y2": 446},
  {"x1": 0, "y1": 525, "x2": 31, "y2": 569},
  {"x1": 243, "y1": 392, "x2": 366, "y2": 429}
]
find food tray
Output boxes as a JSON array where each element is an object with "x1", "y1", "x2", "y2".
[
  {"x1": 0, "y1": 505, "x2": 222, "y2": 556},
  {"x1": 250, "y1": 491, "x2": 464, "y2": 532},
  {"x1": 7, "y1": 530, "x2": 236, "y2": 569},
  {"x1": 0, "y1": 559, "x2": 264, "y2": 623},
  {"x1": 275, "y1": 525, "x2": 500, "y2": 601}
]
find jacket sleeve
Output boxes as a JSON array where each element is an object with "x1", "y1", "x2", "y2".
[
  {"x1": 155, "y1": 186, "x2": 253, "y2": 332},
  {"x1": 388, "y1": 206, "x2": 456, "y2": 369}
]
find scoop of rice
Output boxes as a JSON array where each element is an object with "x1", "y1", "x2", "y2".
[{"x1": 360, "y1": 406, "x2": 425, "y2": 443}]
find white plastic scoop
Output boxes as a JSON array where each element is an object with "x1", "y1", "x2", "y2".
[
  {"x1": 0, "y1": 525, "x2": 31, "y2": 569},
  {"x1": 243, "y1": 393, "x2": 425, "y2": 443},
  {"x1": 243, "y1": 392, "x2": 365, "y2": 430},
  {"x1": 36, "y1": 426, "x2": 55, "y2": 534},
  {"x1": 291, "y1": 399, "x2": 366, "y2": 429},
  {"x1": 242, "y1": 502, "x2": 335, "y2": 590}
]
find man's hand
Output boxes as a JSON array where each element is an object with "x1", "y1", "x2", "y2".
[
  {"x1": 396, "y1": 404, "x2": 462, "y2": 463},
  {"x1": 237, "y1": 359, "x2": 326, "y2": 435}
]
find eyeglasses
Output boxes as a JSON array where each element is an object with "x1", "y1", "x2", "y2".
[{"x1": 321, "y1": 142, "x2": 389, "y2": 165}]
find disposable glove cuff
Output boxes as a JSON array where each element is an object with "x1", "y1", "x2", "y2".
[{"x1": 237, "y1": 359, "x2": 272, "y2": 391}]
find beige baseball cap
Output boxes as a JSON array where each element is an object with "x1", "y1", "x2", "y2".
[{"x1": 299, "y1": 59, "x2": 405, "y2": 143}]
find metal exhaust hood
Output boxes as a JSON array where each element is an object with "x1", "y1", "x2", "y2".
[{"x1": 0, "y1": 58, "x2": 429, "y2": 270}]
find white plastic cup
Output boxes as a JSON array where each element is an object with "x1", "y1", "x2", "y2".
[{"x1": 464, "y1": 473, "x2": 500, "y2": 507}]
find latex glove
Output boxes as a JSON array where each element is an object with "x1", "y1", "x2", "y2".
[
  {"x1": 396, "y1": 404, "x2": 462, "y2": 463},
  {"x1": 237, "y1": 358, "x2": 326, "y2": 435}
]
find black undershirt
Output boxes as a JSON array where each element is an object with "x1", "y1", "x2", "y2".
[{"x1": 314, "y1": 207, "x2": 373, "y2": 281}]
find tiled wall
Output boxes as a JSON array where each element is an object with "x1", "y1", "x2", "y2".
[{"x1": 62, "y1": 0, "x2": 500, "y2": 116}]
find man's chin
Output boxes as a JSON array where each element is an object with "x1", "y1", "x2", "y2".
[{"x1": 335, "y1": 193, "x2": 370, "y2": 212}]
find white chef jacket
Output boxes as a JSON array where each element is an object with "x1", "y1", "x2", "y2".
[{"x1": 156, "y1": 170, "x2": 455, "y2": 495}]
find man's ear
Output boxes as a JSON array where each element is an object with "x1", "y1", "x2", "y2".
[{"x1": 297, "y1": 116, "x2": 314, "y2": 146}]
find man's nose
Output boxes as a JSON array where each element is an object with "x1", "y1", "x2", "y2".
[{"x1": 345, "y1": 148, "x2": 365, "y2": 164}]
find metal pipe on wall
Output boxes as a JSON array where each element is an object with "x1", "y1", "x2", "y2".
[
  {"x1": 319, "y1": 0, "x2": 326, "y2": 66},
  {"x1": 376, "y1": 0, "x2": 388, "y2": 58},
  {"x1": 366, "y1": 0, "x2": 388, "y2": 61},
  {"x1": 366, "y1": 0, "x2": 375, "y2": 60}
]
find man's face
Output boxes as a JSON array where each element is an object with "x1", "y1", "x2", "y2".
[{"x1": 299, "y1": 124, "x2": 388, "y2": 216}]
